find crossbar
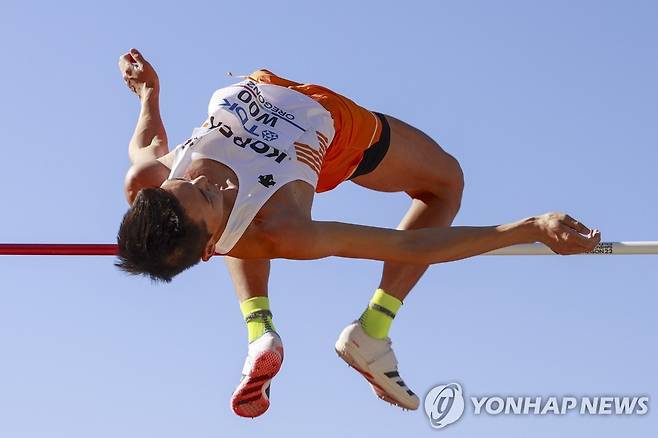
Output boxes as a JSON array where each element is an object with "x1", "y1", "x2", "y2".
[{"x1": 0, "y1": 242, "x2": 657, "y2": 256}]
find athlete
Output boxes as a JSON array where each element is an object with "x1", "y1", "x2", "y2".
[{"x1": 116, "y1": 49, "x2": 601, "y2": 417}]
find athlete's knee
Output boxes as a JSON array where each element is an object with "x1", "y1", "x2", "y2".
[
  {"x1": 445, "y1": 154, "x2": 464, "y2": 195},
  {"x1": 427, "y1": 153, "x2": 464, "y2": 202}
]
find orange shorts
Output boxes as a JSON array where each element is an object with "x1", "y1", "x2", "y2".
[{"x1": 249, "y1": 70, "x2": 383, "y2": 193}]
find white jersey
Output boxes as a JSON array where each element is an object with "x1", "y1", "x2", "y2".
[{"x1": 168, "y1": 78, "x2": 335, "y2": 254}]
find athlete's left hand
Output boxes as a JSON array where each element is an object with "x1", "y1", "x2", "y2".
[
  {"x1": 534, "y1": 212, "x2": 601, "y2": 255},
  {"x1": 118, "y1": 48, "x2": 159, "y2": 98}
]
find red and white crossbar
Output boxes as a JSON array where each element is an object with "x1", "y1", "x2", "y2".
[{"x1": 0, "y1": 242, "x2": 657, "y2": 256}]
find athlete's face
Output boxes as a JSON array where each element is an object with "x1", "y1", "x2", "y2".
[{"x1": 160, "y1": 175, "x2": 225, "y2": 260}]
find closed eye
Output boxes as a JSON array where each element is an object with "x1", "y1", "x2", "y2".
[{"x1": 199, "y1": 187, "x2": 212, "y2": 204}]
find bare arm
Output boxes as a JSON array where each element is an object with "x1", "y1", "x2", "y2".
[
  {"x1": 119, "y1": 49, "x2": 172, "y2": 204},
  {"x1": 225, "y1": 257, "x2": 271, "y2": 302},
  {"x1": 273, "y1": 213, "x2": 601, "y2": 263},
  {"x1": 128, "y1": 87, "x2": 168, "y2": 163},
  {"x1": 118, "y1": 49, "x2": 168, "y2": 164}
]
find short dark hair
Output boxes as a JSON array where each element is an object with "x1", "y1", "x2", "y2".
[{"x1": 115, "y1": 188, "x2": 211, "y2": 282}]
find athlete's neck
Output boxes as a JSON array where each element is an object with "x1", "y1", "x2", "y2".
[{"x1": 184, "y1": 158, "x2": 239, "y2": 241}]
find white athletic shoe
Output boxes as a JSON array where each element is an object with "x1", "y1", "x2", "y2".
[
  {"x1": 231, "y1": 331, "x2": 284, "y2": 418},
  {"x1": 335, "y1": 321, "x2": 419, "y2": 410}
]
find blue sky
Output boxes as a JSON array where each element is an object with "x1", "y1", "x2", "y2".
[{"x1": 0, "y1": 1, "x2": 656, "y2": 436}]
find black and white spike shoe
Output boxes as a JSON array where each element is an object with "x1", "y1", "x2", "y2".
[{"x1": 335, "y1": 322, "x2": 419, "y2": 410}]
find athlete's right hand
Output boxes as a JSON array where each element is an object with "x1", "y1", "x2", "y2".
[
  {"x1": 533, "y1": 212, "x2": 601, "y2": 255},
  {"x1": 118, "y1": 48, "x2": 159, "y2": 98}
]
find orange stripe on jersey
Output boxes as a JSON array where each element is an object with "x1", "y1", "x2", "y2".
[
  {"x1": 294, "y1": 142, "x2": 325, "y2": 163},
  {"x1": 317, "y1": 138, "x2": 328, "y2": 154},
  {"x1": 294, "y1": 141, "x2": 322, "y2": 152},
  {"x1": 294, "y1": 143, "x2": 323, "y2": 161},
  {"x1": 295, "y1": 147, "x2": 323, "y2": 170},
  {"x1": 296, "y1": 155, "x2": 320, "y2": 175},
  {"x1": 316, "y1": 131, "x2": 328, "y2": 144}
]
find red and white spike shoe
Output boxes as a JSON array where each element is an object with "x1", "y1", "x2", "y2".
[{"x1": 231, "y1": 332, "x2": 284, "y2": 418}]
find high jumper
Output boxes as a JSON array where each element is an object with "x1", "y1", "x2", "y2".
[{"x1": 115, "y1": 48, "x2": 601, "y2": 417}]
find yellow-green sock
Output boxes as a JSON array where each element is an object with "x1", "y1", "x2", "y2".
[
  {"x1": 240, "y1": 296, "x2": 276, "y2": 343},
  {"x1": 358, "y1": 288, "x2": 402, "y2": 339}
]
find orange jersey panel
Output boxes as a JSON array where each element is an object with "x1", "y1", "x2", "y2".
[{"x1": 249, "y1": 70, "x2": 382, "y2": 193}]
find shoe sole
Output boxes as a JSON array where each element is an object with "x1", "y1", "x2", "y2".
[
  {"x1": 335, "y1": 346, "x2": 418, "y2": 411},
  {"x1": 231, "y1": 350, "x2": 283, "y2": 418}
]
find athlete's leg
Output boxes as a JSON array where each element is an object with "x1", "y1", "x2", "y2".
[
  {"x1": 225, "y1": 257, "x2": 283, "y2": 418},
  {"x1": 226, "y1": 258, "x2": 275, "y2": 341},
  {"x1": 226, "y1": 257, "x2": 269, "y2": 299},
  {"x1": 351, "y1": 114, "x2": 465, "y2": 301},
  {"x1": 335, "y1": 114, "x2": 463, "y2": 410}
]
